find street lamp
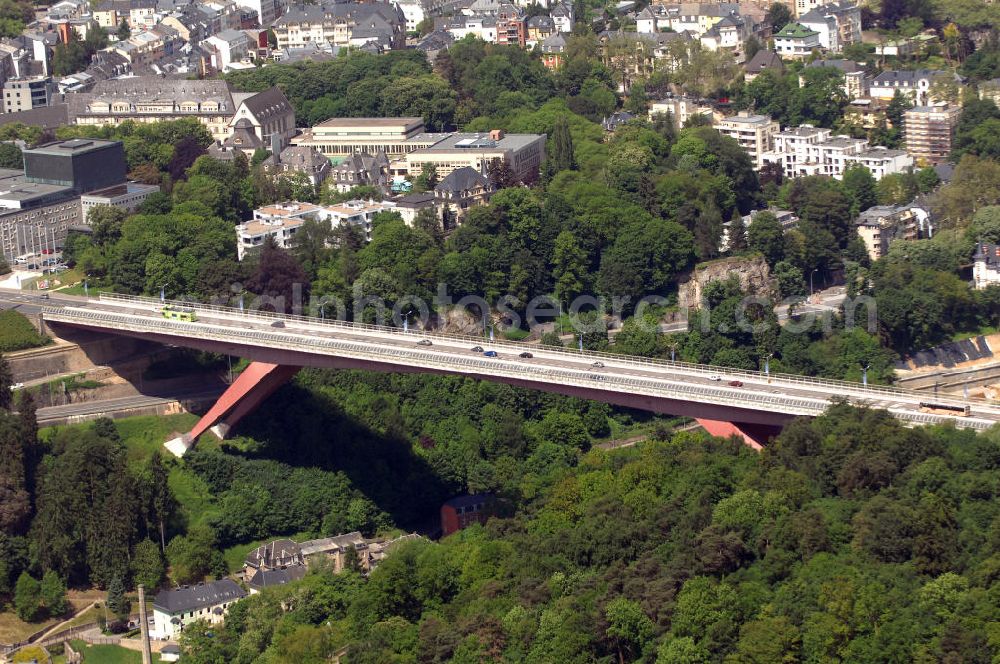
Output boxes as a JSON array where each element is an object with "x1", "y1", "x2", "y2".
[
  {"x1": 809, "y1": 269, "x2": 819, "y2": 297},
  {"x1": 669, "y1": 343, "x2": 677, "y2": 363},
  {"x1": 764, "y1": 353, "x2": 773, "y2": 383},
  {"x1": 862, "y1": 363, "x2": 870, "y2": 387},
  {"x1": 160, "y1": 283, "x2": 169, "y2": 303}
]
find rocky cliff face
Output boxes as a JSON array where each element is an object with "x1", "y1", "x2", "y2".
[{"x1": 677, "y1": 255, "x2": 775, "y2": 310}]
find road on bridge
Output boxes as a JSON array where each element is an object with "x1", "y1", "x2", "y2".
[{"x1": 34, "y1": 292, "x2": 1000, "y2": 433}]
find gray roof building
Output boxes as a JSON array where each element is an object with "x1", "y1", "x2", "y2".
[{"x1": 152, "y1": 579, "x2": 246, "y2": 615}]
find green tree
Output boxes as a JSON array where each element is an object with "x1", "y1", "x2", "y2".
[
  {"x1": 605, "y1": 597, "x2": 654, "y2": 663},
  {"x1": 765, "y1": 2, "x2": 792, "y2": 31},
  {"x1": 0, "y1": 142, "x2": 22, "y2": 169},
  {"x1": 747, "y1": 212, "x2": 784, "y2": 265},
  {"x1": 552, "y1": 230, "x2": 586, "y2": 304},
  {"x1": 131, "y1": 539, "x2": 164, "y2": 591},
  {"x1": 548, "y1": 114, "x2": 577, "y2": 175},
  {"x1": 116, "y1": 18, "x2": 130, "y2": 41},
  {"x1": 13, "y1": 571, "x2": 40, "y2": 621},
  {"x1": 39, "y1": 570, "x2": 68, "y2": 617},
  {"x1": 657, "y1": 637, "x2": 710, "y2": 664},
  {"x1": 841, "y1": 163, "x2": 877, "y2": 214},
  {"x1": 106, "y1": 575, "x2": 129, "y2": 624}
]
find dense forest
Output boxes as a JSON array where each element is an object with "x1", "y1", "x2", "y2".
[{"x1": 176, "y1": 402, "x2": 1000, "y2": 663}]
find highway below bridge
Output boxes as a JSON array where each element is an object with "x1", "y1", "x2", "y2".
[{"x1": 33, "y1": 292, "x2": 1000, "y2": 454}]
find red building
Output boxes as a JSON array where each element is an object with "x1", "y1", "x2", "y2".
[{"x1": 441, "y1": 494, "x2": 496, "y2": 536}]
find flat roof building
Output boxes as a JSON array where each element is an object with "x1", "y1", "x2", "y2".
[
  {"x1": 714, "y1": 112, "x2": 780, "y2": 169},
  {"x1": 291, "y1": 117, "x2": 439, "y2": 158},
  {"x1": 398, "y1": 129, "x2": 546, "y2": 184},
  {"x1": 23, "y1": 139, "x2": 127, "y2": 194},
  {"x1": 904, "y1": 104, "x2": 960, "y2": 166}
]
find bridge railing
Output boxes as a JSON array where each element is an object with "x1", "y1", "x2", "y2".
[
  {"x1": 47, "y1": 306, "x2": 996, "y2": 430},
  {"x1": 93, "y1": 292, "x2": 993, "y2": 409}
]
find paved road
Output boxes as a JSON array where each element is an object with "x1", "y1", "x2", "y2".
[
  {"x1": 35, "y1": 292, "x2": 1000, "y2": 432},
  {"x1": 36, "y1": 389, "x2": 224, "y2": 424}
]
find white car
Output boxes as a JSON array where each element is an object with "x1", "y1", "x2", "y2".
[
  {"x1": 9, "y1": 383, "x2": 24, "y2": 390},
  {"x1": 708, "y1": 375, "x2": 722, "y2": 381}
]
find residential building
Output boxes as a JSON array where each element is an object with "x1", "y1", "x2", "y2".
[
  {"x1": 843, "y1": 98, "x2": 888, "y2": 130},
  {"x1": 526, "y1": 15, "x2": 554, "y2": 47},
  {"x1": 328, "y1": 151, "x2": 389, "y2": 192},
  {"x1": 395, "y1": 0, "x2": 429, "y2": 33},
  {"x1": 540, "y1": 32, "x2": 566, "y2": 70},
  {"x1": 434, "y1": 166, "x2": 494, "y2": 219},
  {"x1": 550, "y1": 0, "x2": 573, "y2": 32},
  {"x1": 714, "y1": 112, "x2": 780, "y2": 168},
  {"x1": 849, "y1": 147, "x2": 913, "y2": 180},
  {"x1": 247, "y1": 566, "x2": 306, "y2": 593},
  {"x1": 649, "y1": 94, "x2": 715, "y2": 127},
  {"x1": 761, "y1": 124, "x2": 832, "y2": 176},
  {"x1": 773, "y1": 22, "x2": 820, "y2": 59},
  {"x1": 797, "y1": 1, "x2": 860, "y2": 52},
  {"x1": 602, "y1": 110, "x2": 635, "y2": 132},
  {"x1": 236, "y1": 199, "x2": 397, "y2": 258},
  {"x1": 904, "y1": 103, "x2": 960, "y2": 166},
  {"x1": 393, "y1": 191, "x2": 435, "y2": 224},
  {"x1": 203, "y1": 28, "x2": 253, "y2": 71},
  {"x1": 415, "y1": 30, "x2": 454, "y2": 64},
  {"x1": 870, "y1": 69, "x2": 957, "y2": 105},
  {"x1": 208, "y1": 117, "x2": 264, "y2": 159},
  {"x1": 2, "y1": 76, "x2": 55, "y2": 113},
  {"x1": 81, "y1": 182, "x2": 159, "y2": 217},
  {"x1": 435, "y1": 14, "x2": 497, "y2": 42},
  {"x1": 232, "y1": 0, "x2": 281, "y2": 26},
  {"x1": 495, "y1": 2, "x2": 526, "y2": 47},
  {"x1": 271, "y1": 2, "x2": 406, "y2": 50},
  {"x1": 854, "y1": 204, "x2": 920, "y2": 260},
  {"x1": 269, "y1": 145, "x2": 332, "y2": 186},
  {"x1": 236, "y1": 202, "x2": 314, "y2": 259},
  {"x1": 973, "y1": 242, "x2": 1000, "y2": 290},
  {"x1": 636, "y1": 3, "x2": 744, "y2": 39},
  {"x1": 598, "y1": 30, "x2": 692, "y2": 84},
  {"x1": 980, "y1": 78, "x2": 1000, "y2": 107},
  {"x1": 398, "y1": 129, "x2": 546, "y2": 183},
  {"x1": 743, "y1": 49, "x2": 783, "y2": 82},
  {"x1": 291, "y1": 116, "x2": 437, "y2": 158},
  {"x1": 441, "y1": 494, "x2": 496, "y2": 536},
  {"x1": 150, "y1": 579, "x2": 247, "y2": 639},
  {"x1": 93, "y1": 0, "x2": 158, "y2": 31},
  {"x1": 722, "y1": 207, "x2": 799, "y2": 250},
  {"x1": 804, "y1": 59, "x2": 867, "y2": 98}
]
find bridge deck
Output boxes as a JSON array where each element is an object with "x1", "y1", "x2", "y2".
[{"x1": 38, "y1": 293, "x2": 1000, "y2": 432}]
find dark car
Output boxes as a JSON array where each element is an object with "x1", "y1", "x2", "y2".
[
  {"x1": 471, "y1": 346, "x2": 484, "y2": 352},
  {"x1": 519, "y1": 351, "x2": 533, "y2": 358},
  {"x1": 271, "y1": 320, "x2": 285, "y2": 328},
  {"x1": 729, "y1": 380, "x2": 744, "y2": 387},
  {"x1": 417, "y1": 339, "x2": 433, "y2": 346},
  {"x1": 484, "y1": 350, "x2": 498, "y2": 357}
]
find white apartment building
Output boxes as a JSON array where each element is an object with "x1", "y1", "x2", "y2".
[
  {"x1": 649, "y1": 94, "x2": 716, "y2": 127},
  {"x1": 761, "y1": 125, "x2": 911, "y2": 180},
  {"x1": 237, "y1": 199, "x2": 397, "y2": 259},
  {"x1": 714, "y1": 112, "x2": 780, "y2": 168}
]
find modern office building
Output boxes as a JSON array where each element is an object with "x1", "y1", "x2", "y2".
[
  {"x1": 291, "y1": 117, "x2": 439, "y2": 158},
  {"x1": 23, "y1": 139, "x2": 127, "y2": 194},
  {"x1": 397, "y1": 129, "x2": 546, "y2": 183}
]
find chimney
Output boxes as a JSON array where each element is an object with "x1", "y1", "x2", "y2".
[
  {"x1": 490, "y1": 129, "x2": 504, "y2": 141},
  {"x1": 138, "y1": 585, "x2": 152, "y2": 664}
]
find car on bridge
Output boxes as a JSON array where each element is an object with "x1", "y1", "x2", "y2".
[
  {"x1": 471, "y1": 346, "x2": 483, "y2": 352},
  {"x1": 729, "y1": 380, "x2": 744, "y2": 387},
  {"x1": 591, "y1": 361, "x2": 604, "y2": 368},
  {"x1": 484, "y1": 351, "x2": 498, "y2": 357},
  {"x1": 417, "y1": 339, "x2": 433, "y2": 346},
  {"x1": 519, "y1": 352, "x2": 533, "y2": 358}
]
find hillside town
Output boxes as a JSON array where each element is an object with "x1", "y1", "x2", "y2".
[{"x1": 3, "y1": 0, "x2": 1000, "y2": 659}]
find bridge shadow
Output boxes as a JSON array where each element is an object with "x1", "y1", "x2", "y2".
[{"x1": 222, "y1": 378, "x2": 453, "y2": 531}]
